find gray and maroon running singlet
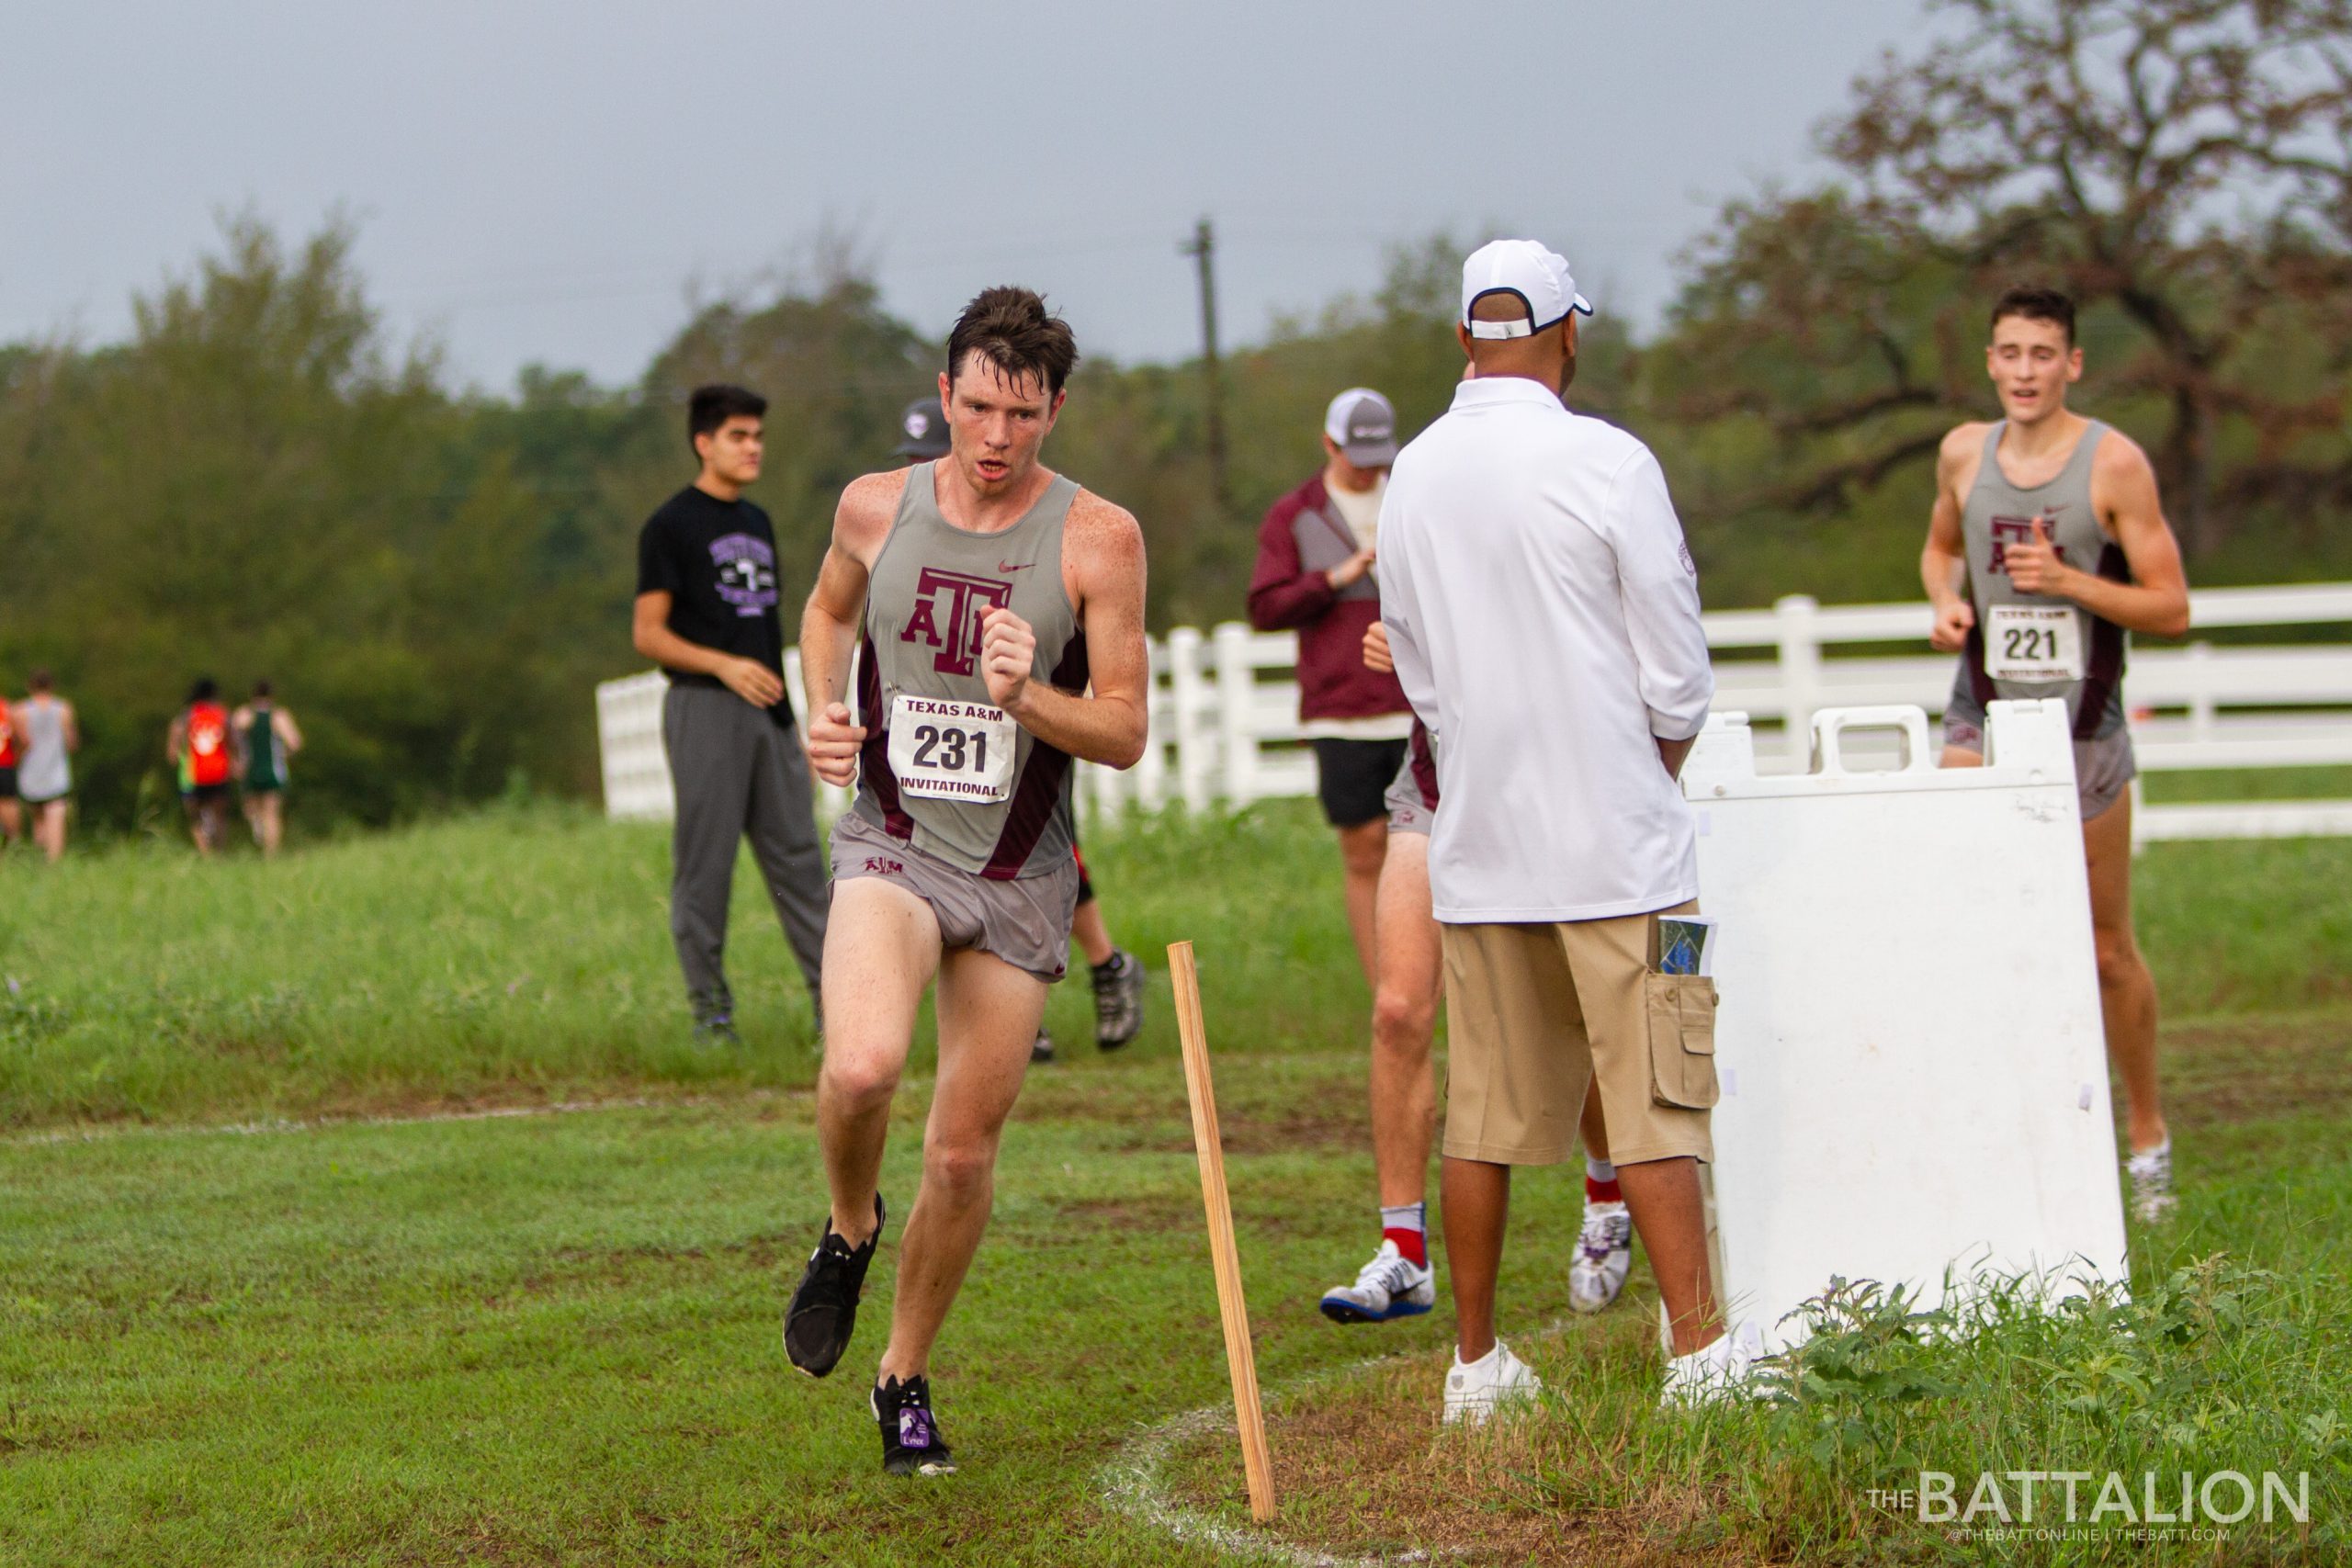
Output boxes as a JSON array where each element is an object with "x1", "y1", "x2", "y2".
[
  {"x1": 852, "y1": 462, "x2": 1086, "y2": 879},
  {"x1": 1955, "y1": 420, "x2": 2130, "y2": 741}
]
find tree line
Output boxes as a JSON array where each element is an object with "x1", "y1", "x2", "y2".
[{"x1": 3, "y1": 0, "x2": 2345, "y2": 834}]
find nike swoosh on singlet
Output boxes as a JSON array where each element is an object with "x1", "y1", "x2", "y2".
[{"x1": 998, "y1": 560, "x2": 1035, "y2": 572}]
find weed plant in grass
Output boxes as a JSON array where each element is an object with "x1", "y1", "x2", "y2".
[{"x1": 1166, "y1": 1076, "x2": 2352, "y2": 1566}]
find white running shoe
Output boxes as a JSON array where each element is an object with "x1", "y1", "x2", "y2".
[
  {"x1": 2127, "y1": 1138, "x2": 2177, "y2": 1223},
  {"x1": 1568, "y1": 1198, "x2": 1633, "y2": 1314},
  {"x1": 1443, "y1": 1340, "x2": 1542, "y2": 1426},
  {"x1": 1318, "y1": 1238, "x2": 1435, "y2": 1325},
  {"x1": 1660, "y1": 1321, "x2": 1765, "y2": 1409}
]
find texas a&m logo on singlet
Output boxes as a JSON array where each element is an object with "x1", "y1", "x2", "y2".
[
  {"x1": 1985, "y1": 508, "x2": 2073, "y2": 578},
  {"x1": 899, "y1": 568, "x2": 1013, "y2": 676}
]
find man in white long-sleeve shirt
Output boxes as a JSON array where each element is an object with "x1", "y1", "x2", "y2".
[{"x1": 1380, "y1": 239, "x2": 1751, "y2": 1419}]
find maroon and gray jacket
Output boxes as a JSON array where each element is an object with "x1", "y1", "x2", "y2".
[{"x1": 1246, "y1": 473, "x2": 1411, "y2": 724}]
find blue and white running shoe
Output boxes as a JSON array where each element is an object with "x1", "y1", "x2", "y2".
[{"x1": 1319, "y1": 1239, "x2": 1435, "y2": 1324}]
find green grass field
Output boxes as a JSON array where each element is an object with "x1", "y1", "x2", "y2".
[{"x1": 1, "y1": 804, "x2": 2346, "y2": 1564}]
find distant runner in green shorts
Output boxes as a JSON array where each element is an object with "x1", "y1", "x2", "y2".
[{"x1": 233, "y1": 681, "x2": 304, "y2": 858}]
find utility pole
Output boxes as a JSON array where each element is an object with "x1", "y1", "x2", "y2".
[{"x1": 1180, "y1": 216, "x2": 1230, "y2": 508}]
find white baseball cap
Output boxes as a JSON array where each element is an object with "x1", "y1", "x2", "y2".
[
  {"x1": 1322, "y1": 388, "x2": 1397, "y2": 467},
  {"x1": 1461, "y1": 239, "x2": 1594, "y2": 339}
]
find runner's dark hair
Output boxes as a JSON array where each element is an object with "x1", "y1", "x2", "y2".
[
  {"x1": 188, "y1": 677, "x2": 220, "y2": 705},
  {"x1": 253, "y1": 679, "x2": 274, "y2": 699},
  {"x1": 28, "y1": 669, "x2": 51, "y2": 693},
  {"x1": 688, "y1": 384, "x2": 767, "y2": 453},
  {"x1": 1990, "y1": 285, "x2": 2076, "y2": 345},
  {"x1": 947, "y1": 287, "x2": 1078, "y2": 396}
]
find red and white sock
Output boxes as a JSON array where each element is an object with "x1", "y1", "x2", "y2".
[
  {"x1": 1379, "y1": 1201, "x2": 1428, "y2": 1267},
  {"x1": 1585, "y1": 1156, "x2": 1622, "y2": 1206}
]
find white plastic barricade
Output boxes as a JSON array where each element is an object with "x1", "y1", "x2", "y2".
[{"x1": 1682, "y1": 699, "x2": 2129, "y2": 1354}]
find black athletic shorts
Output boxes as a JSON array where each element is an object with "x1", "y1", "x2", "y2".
[
  {"x1": 0, "y1": 766, "x2": 14, "y2": 799},
  {"x1": 1073, "y1": 840, "x2": 1095, "y2": 907},
  {"x1": 1310, "y1": 737, "x2": 1410, "y2": 829},
  {"x1": 182, "y1": 783, "x2": 231, "y2": 806}
]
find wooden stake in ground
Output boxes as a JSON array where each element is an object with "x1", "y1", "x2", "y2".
[{"x1": 1167, "y1": 940, "x2": 1277, "y2": 1524}]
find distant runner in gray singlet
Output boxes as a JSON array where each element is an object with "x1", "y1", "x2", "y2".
[
  {"x1": 15, "y1": 689, "x2": 72, "y2": 804},
  {"x1": 14, "y1": 672, "x2": 78, "y2": 862},
  {"x1": 850, "y1": 459, "x2": 1084, "y2": 881},
  {"x1": 1924, "y1": 285, "x2": 2193, "y2": 1226},
  {"x1": 1944, "y1": 418, "x2": 2138, "y2": 818},
  {"x1": 1951, "y1": 418, "x2": 2130, "y2": 738}
]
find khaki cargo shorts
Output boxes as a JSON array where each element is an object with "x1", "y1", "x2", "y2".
[
  {"x1": 831, "y1": 810, "x2": 1080, "y2": 984},
  {"x1": 1440, "y1": 900, "x2": 1718, "y2": 1168}
]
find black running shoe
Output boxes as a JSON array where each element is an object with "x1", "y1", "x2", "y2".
[
  {"x1": 873, "y1": 1373, "x2": 956, "y2": 1476},
  {"x1": 1092, "y1": 949, "x2": 1146, "y2": 1050},
  {"x1": 782, "y1": 1193, "x2": 884, "y2": 1378}
]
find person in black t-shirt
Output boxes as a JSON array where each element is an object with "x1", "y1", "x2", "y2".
[{"x1": 633, "y1": 384, "x2": 828, "y2": 1043}]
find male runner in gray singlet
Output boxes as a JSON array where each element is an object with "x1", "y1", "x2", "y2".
[
  {"x1": 890, "y1": 395, "x2": 1148, "y2": 1065},
  {"x1": 15, "y1": 671, "x2": 77, "y2": 863},
  {"x1": 785, "y1": 288, "x2": 1148, "y2": 1477},
  {"x1": 1921, "y1": 285, "x2": 2190, "y2": 1222}
]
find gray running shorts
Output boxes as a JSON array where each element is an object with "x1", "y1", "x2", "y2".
[
  {"x1": 1384, "y1": 764, "x2": 1431, "y2": 837},
  {"x1": 1942, "y1": 694, "x2": 2138, "y2": 822},
  {"x1": 831, "y1": 810, "x2": 1080, "y2": 984}
]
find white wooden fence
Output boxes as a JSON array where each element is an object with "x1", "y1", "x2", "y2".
[{"x1": 598, "y1": 582, "x2": 2352, "y2": 843}]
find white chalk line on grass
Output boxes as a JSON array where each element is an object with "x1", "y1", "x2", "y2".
[
  {"x1": 1101, "y1": 1314, "x2": 1597, "y2": 1567},
  {"x1": 0, "y1": 1090, "x2": 808, "y2": 1148},
  {"x1": 1099, "y1": 1337, "x2": 1514, "y2": 1568}
]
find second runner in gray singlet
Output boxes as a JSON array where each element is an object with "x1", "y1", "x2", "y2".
[
  {"x1": 853, "y1": 462, "x2": 1086, "y2": 879},
  {"x1": 1953, "y1": 419, "x2": 2130, "y2": 740}
]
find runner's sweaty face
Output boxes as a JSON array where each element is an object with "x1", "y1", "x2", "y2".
[
  {"x1": 941, "y1": 352, "x2": 1063, "y2": 499},
  {"x1": 1985, "y1": 314, "x2": 2081, "y2": 429}
]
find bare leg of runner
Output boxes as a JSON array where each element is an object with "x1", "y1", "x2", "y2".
[
  {"x1": 1370, "y1": 832, "x2": 1439, "y2": 1206},
  {"x1": 252, "y1": 794, "x2": 286, "y2": 858},
  {"x1": 875, "y1": 945, "x2": 1046, "y2": 1382},
  {"x1": 33, "y1": 801, "x2": 66, "y2": 862},
  {"x1": 815, "y1": 879, "x2": 944, "y2": 1246},
  {"x1": 0, "y1": 799, "x2": 19, "y2": 846},
  {"x1": 1948, "y1": 745, "x2": 2165, "y2": 1152},
  {"x1": 2085, "y1": 793, "x2": 2165, "y2": 1151},
  {"x1": 1337, "y1": 818, "x2": 1387, "y2": 986}
]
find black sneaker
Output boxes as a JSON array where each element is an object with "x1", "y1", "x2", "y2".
[
  {"x1": 1030, "y1": 1026, "x2": 1056, "y2": 1064},
  {"x1": 873, "y1": 1373, "x2": 956, "y2": 1476},
  {"x1": 783, "y1": 1193, "x2": 885, "y2": 1378},
  {"x1": 1091, "y1": 949, "x2": 1146, "y2": 1049},
  {"x1": 691, "y1": 989, "x2": 740, "y2": 1049}
]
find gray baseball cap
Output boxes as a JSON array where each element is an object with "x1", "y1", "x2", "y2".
[
  {"x1": 892, "y1": 396, "x2": 951, "y2": 460},
  {"x1": 1323, "y1": 388, "x2": 1397, "y2": 468}
]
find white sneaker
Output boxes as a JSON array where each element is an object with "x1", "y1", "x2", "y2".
[
  {"x1": 1661, "y1": 1321, "x2": 1765, "y2": 1408},
  {"x1": 2127, "y1": 1138, "x2": 2177, "y2": 1223},
  {"x1": 1318, "y1": 1238, "x2": 1435, "y2": 1324},
  {"x1": 1568, "y1": 1198, "x2": 1633, "y2": 1314},
  {"x1": 1443, "y1": 1340, "x2": 1542, "y2": 1426}
]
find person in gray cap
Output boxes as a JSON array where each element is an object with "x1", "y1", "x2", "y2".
[
  {"x1": 1247, "y1": 388, "x2": 1413, "y2": 989},
  {"x1": 889, "y1": 395, "x2": 1149, "y2": 1066}
]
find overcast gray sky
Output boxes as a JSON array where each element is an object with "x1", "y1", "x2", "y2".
[{"x1": 3, "y1": 2, "x2": 1926, "y2": 391}]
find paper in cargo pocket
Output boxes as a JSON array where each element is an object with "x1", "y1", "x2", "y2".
[{"x1": 1645, "y1": 973, "x2": 1720, "y2": 1110}]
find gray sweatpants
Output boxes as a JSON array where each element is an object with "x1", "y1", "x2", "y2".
[{"x1": 663, "y1": 682, "x2": 829, "y2": 1018}]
